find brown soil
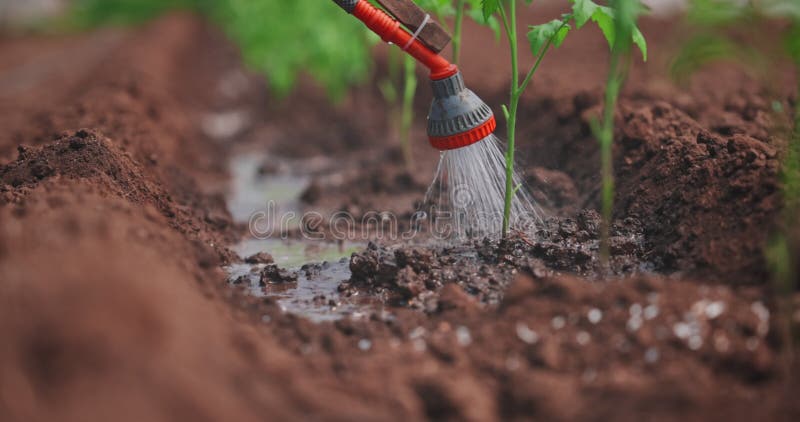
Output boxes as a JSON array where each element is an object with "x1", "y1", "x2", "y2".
[{"x1": 1, "y1": 9, "x2": 799, "y2": 422}]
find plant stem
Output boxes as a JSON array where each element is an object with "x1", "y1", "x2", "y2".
[
  {"x1": 400, "y1": 55, "x2": 417, "y2": 171},
  {"x1": 452, "y1": 0, "x2": 466, "y2": 65},
  {"x1": 598, "y1": 53, "x2": 622, "y2": 267},
  {"x1": 501, "y1": 0, "x2": 518, "y2": 236},
  {"x1": 499, "y1": 2, "x2": 565, "y2": 236}
]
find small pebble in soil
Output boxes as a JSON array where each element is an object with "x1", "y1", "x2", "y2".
[
  {"x1": 673, "y1": 322, "x2": 691, "y2": 339},
  {"x1": 751, "y1": 301, "x2": 770, "y2": 336},
  {"x1": 409, "y1": 326, "x2": 426, "y2": 340},
  {"x1": 688, "y1": 335, "x2": 703, "y2": 350},
  {"x1": 644, "y1": 304, "x2": 659, "y2": 320},
  {"x1": 576, "y1": 331, "x2": 591, "y2": 346},
  {"x1": 551, "y1": 316, "x2": 566, "y2": 330},
  {"x1": 358, "y1": 339, "x2": 372, "y2": 351},
  {"x1": 704, "y1": 301, "x2": 725, "y2": 319},
  {"x1": 261, "y1": 314, "x2": 271, "y2": 323},
  {"x1": 587, "y1": 308, "x2": 603, "y2": 324},
  {"x1": 627, "y1": 315, "x2": 643, "y2": 332},
  {"x1": 245, "y1": 252, "x2": 274, "y2": 264},
  {"x1": 515, "y1": 322, "x2": 539, "y2": 345},
  {"x1": 456, "y1": 326, "x2": 472, "y2": 346},
  {"x1": 259, "y1": 264, "x2": 298, "y2": 285}
]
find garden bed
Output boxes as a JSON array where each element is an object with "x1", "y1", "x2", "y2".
[{"x1": 0, "y1": 11, "x2": 798, "y2": 421}]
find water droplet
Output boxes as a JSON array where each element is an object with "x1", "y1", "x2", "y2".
[{"x1": 358, "y1": 339, "x2": 372, "y2": 351}]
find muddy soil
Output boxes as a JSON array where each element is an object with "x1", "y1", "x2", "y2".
[{"x1": 1, "y1": 9, "x2": 799, "y2": 422}]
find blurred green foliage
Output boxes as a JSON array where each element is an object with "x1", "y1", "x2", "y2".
[
  {"x1": 672, "y1": 0, "x2": 799, "y2": 82},
  {"x1": 68, "y1": 0, "x2": 374, "y2": 100},
  {"x1": 69, "y1": 0, "x2": 195, "y2": 28}
]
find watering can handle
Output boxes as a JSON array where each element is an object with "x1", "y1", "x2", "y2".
[{"x1": 333, "y1": 0, "x2": 451, "y2": 53}]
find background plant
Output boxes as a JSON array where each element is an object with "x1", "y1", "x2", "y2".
[
  {"x1": 591, "y1": 0, "x2": 645, "y2": 265},
  {"x1": 479, "y1": 0, "x2": 646, "y2": 237},
  {"x1": 672, "y1": 0, "x2": 799, "y2": 359},
  {"x1": 68, "y1": 0, "x2": 375, "y2": 100}
]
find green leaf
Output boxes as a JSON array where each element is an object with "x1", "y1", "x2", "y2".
[
  {"x1": 570, "y1": 0, "x2": 598, "y2": 28},
  {"x1": 527, "y1": 19, "x2": 571, "y2": 57},
  {"x1": 467, "y1": 1, "x2": 501, "y2": 39},
  {"x1": 481, "y1": 0, "x2": 500, "y2": 21},
  {"x1": 591, "y1": 5, "x2": 616, "y2": 49},
  {"x1": 633, "y1": 26, "x2": 647, "y2": 61}
]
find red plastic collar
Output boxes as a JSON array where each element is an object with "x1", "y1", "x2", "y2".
[{"x1": 429, "y1": 116, "x2": 497, "y2": 151}]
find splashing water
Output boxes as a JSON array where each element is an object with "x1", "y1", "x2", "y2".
[{"x1": 422, "y1": 134, "x2": 541, "y2": 240}]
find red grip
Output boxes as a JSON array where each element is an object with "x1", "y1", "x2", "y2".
[{"x1": 353, "y1": 1, "x2": 457, "y2": 80}]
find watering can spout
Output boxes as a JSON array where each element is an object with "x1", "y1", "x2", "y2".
[{"x1": 332, "y1": 0, "x2": 495, "y2": 151}]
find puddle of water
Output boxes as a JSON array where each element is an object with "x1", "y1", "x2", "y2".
[
  {"x1": 225, "y1": 152, "x2": 374, "y2": 323},
  {"x1": 227, "y1": 154, "x2": 309, "y2": 224},
  {"x1": 234, "y1": 238, "x2": 363, "y2": 268},
  {"x1": 227, "y1": 238, "x2": 370, "y2": 323}
]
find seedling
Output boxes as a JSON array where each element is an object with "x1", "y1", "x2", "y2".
[
  {"x1": 333, "y1": 0, "x2": 537, "y2": 240},
  {"x1": 590, "y1": 0, "x2": 645, "y2": 265},
  {"x1": 479, "y1": 0, "x2": 647, "y2": 237}
]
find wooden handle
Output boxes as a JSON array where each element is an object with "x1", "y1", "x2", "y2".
[{"x1": 374, "y1": 0, "x2": 451, "y2": 53}]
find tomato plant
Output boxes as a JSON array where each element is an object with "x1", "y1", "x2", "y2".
[{"x1": 479, "y1": 0, "x2": 646, "y2": 237}]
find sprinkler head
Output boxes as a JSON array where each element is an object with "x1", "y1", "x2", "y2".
[{"x1": 428, "y1": 72, "x2": 496, "y2": 151}]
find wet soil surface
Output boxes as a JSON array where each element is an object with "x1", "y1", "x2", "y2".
[{"x1": 1, "y1": 10, "x2": 799, "y2": 422}]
